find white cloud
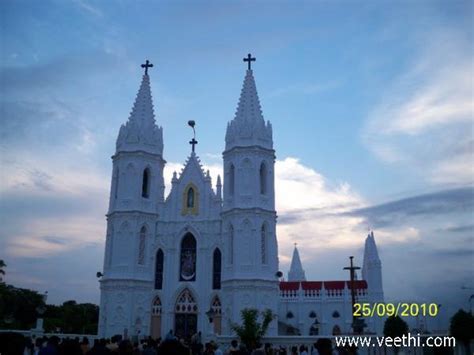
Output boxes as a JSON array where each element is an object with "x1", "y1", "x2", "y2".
[{"x1": 364, "y1": 29, "x2": 474, "y2": 186}]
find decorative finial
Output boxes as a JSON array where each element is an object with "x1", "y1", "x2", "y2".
[
  {"x1": 243, "y1": 53, "x2": 256, "y2": 70},
  {"x1": 188, "y1": 120, "x2": 198, "y2": 153},
  {"x1": 141, "y1": 59, "x2": 154, "y2": 75}
]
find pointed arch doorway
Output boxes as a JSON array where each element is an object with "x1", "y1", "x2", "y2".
[{"x1": 174, "y1": 289, "x2": 198, "y2": 339}]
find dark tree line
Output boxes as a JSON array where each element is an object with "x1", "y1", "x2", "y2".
[{"x1": 0, "y1": 283, "x2": 98, "y2": 334}]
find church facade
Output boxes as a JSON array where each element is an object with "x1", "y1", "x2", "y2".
[{"x1": 98, "y1": 59, "x2": 384, "y2": 339}]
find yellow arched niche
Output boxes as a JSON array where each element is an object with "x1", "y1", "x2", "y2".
[{"x1": 182, "y1": 182, "x2": 199, "y2": 215}]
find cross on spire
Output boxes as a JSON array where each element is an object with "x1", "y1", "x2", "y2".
[
  {"x1": 243, "y1": 53, "x2": 256, "y2": 70},
  {"x1": 141, "y1": 60, "x2": 154, "y2": 75},
  {"x1": 188, "y1": 120, "x2": 198, "y2": 153}
]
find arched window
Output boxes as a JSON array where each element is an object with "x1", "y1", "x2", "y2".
[
  {"x1": 186, "y1": 187, "x2": 195, "y2": 208},
  {"x1": 142, "y1": 168, "x2": 150, "y2": 198},
  {"x1": 229, "y1": 164, "x2": 235, "y2": 196},
  {"x1": 152, "y1": 296, "x2": 162, "y2": 315},
  {"x1": 155, "y1": 249, "x2": 164, "y2": 289},
  {"x1": 138, "y1": 226, "x2": 146, "y2": 265},
  {"x1": 180, "y1": 233, "x2": 197, "y2": 281},
  {"x1": 228, "y1": 225, "x2": 234, "y2": 265},
  {"x1": 175, "y1": 289, "x2": 198, "y2": 314},
  {"x1": 332, "y1": 325, "x2": 341, "y2": 335},
  {"x1": 259, "y1": 162, "x2": 267, "y2": 195},
  {"x1": 182, "y1": 184, "x2": 199, "y2": 215},
  {"x1": 212, "y1": 248, "x2": 221, "y2": 290},
  {"x1": 261, "y1": 224, "x2": 267, "y2": 264},
  {"x1": 113, "y1": 168, "x2": 119, "y2": 199}
]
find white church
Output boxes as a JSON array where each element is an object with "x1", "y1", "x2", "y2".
[{"x1": 98, "y1": 57, "x2": 384, "y2": 340}]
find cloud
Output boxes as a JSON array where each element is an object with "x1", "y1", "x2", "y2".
[
  {"x1": 346, "y1": 187, "x2": 474, "y2": 229},
  {"x1": 267, "y1": 80, "x2": 341, "y2": 98},
  {"x1": 363, "y1": 29, "x2": 474, "y2": 186},
  {"x1": 73, "y1": 0, "x2": 103, "y2": 17}
]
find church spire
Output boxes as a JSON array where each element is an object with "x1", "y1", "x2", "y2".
[
  {"x1": 362, "y1": 231, "x2": 380, "y2": 272},
  {"x1": 288, "y1": 244, "x2": 306, "y2": 281},
  {"x1": 225, "y1": 54, "x2": 272, "y2": 150},
  {"x1": 116, "y1": 61, "x2": 163, "y2": 156},
  {"x1": 362, "y1": 231, "x2": 384, "y2": 300}
]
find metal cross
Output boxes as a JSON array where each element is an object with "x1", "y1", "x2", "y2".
[
  {"x1": 189, "y1": 138, "x2": 198, "y2": 153},
  {"x1": 243, "y1": 53, "x2": 256, "y2": 70},
  {"x1": 344, "y1": 256, "x2": 362, "y2": 334},
  {"x1": 188, "y1": 120, "x2": 198, "y2": 153},
  {"x1": 141, "y1": 60, "x2": 154, "y2": 75}
]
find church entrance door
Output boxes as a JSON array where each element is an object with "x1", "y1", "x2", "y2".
[
  {"x1": 175, "y1": 313, "x2": 197, "y2": 339},
  {"x1": 174, "y1": 289, "x2": 198, "y2": 339}
]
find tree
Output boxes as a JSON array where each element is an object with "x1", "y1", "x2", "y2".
[
  {"x1": 383, "y1": 316, "x2": 408, "y2": 354},
  {"x1": 0, "y1": 283, "x2": 45, "y2": 330},
  {"x1": 450, "y1": 309, "x2": 474, "y2": 354},
  {"x1": 231, "y1": 308, "x2": 274, "y2": 351},
  {"x1": 0, "y1": 260, "x2": 6, "y2": 282}
]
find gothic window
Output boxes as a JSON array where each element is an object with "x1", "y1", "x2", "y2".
[
  {"x1": 187, "y1": 187, "x2": 195, "y2": 208},
  {"x1": 229, "y1": 164, "x2": 235, "y2": 196},
  {"x1": 212, "y1": 248, "x2": 221, "y2": 290},
  {"x1": 259, "y1": 162, "x2": 267, "y2": 195},
  {"x1": 155, "y1": 249, "x2": 164, "y2": 289},
  {"x1": 309, "y1": 321, "x2": 319, "y2": 336},
  {"x1": 180, "y1": 233, "x2": 196, "y2": 282},
  {"x1": 228, "y1": 225, "x2": 234, "y2": 265},
  {"x1": 138, "y1": 226, "x2": 146, "y2": 265},
  {"x1": 261, "y1": 223, "x2": 267, "y2": 264},
  {"x1": 106, "y1": 225, "x2": 114, "y2": 267},
  {"x1": 332, "y1": 310, "x2": 340, "y2": 318},
  {"x1": 332, "y1": 325, "x2": 341, "y2": 335},
  {"x1": 114, "y1": 168, "x2": 119, "y2": 199},
  {"x1": 152, "y1": 296, "x2": 162, "y2": 315},
  {"x1": 142, "y1": 168, "x2": 150, "y2": 198},
  {"x1": 175, "y1": 289, "x2": 198, "y2": 313},
  {"x1": 211, "y1": 296, "x2": 222, "y2": 315},
  {"x1": 182, "y1": 184, "x2": 199, "y2": 215}
]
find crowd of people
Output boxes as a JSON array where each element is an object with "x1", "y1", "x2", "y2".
[{"x1": 0, "y1": 331, "x2": 357, "y2": 355}]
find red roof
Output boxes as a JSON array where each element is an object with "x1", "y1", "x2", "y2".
[
  {"x1": 301, "y1": 281, "x2": 322, "y2": 290},
  {"x1": 279, "y1": 281, "x2": 300, "y2": 291},
  {"x1": 346, "y1": 280, "x2": 368, "y2": 289},
  {"x1": 323, "y1": 281, "x2": 346, "y2": 290},
  {"x1": 279, "y1": 280, "x2": 368, "y2": 290}
]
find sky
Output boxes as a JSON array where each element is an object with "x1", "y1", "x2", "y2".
[{"x1": 1, "y1": 0, "x2": 473, "y2": 331}]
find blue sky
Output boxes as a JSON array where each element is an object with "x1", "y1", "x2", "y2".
[{"x1": 1, "y1": 0, "x2": 473, "y2": 331}]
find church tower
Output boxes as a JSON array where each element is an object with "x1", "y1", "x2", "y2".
[
  {"x1": 99, "y1": 61, "x2": 166, "y2": 338},
  {"x1": 362, "y1": 231, "x2": 383, "y2": 301},
  {"x1": 221, "y1": 54, "x2": 279, "y2": 335},
  {"x1": 362, "y1": 231, "x2": 384, "y2": 333},
  {"x1": 288, "y1": 245, "x2": 306, "y2": 281}
]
